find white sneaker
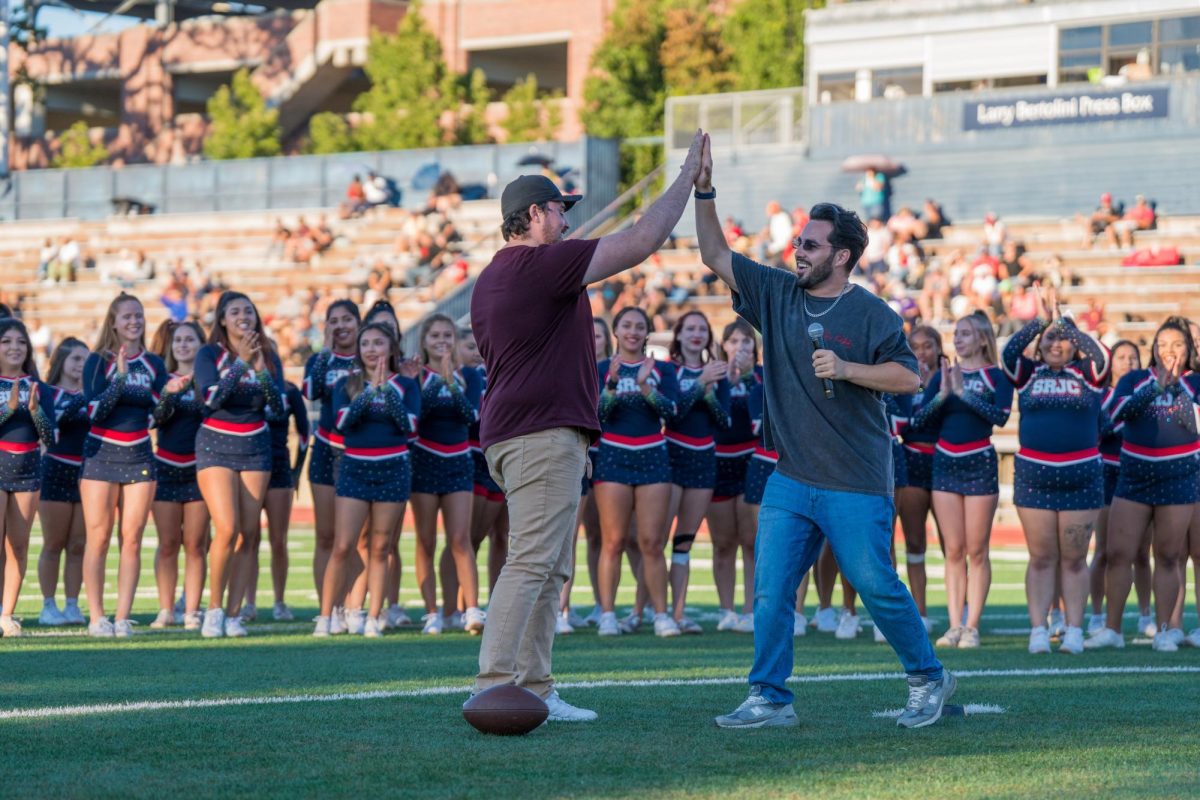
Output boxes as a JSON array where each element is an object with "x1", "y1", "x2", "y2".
[
  {"x1": 654, "y1": 613, "x2": 681, "y2": 638},
  {"x1": 957, "y1": 626, "x2": 981, "y2": 648},
  {"x1": 1028, "y1": 625, "x2": 1051, "y2": 654},
  {"x1": 618, "y1": 611, "x2": 642, "y2": 634},
  {"x1": 813, "y1": 606, "x2": 839, "y2": 633},
  {"x1": 544, "y1": 690, "x2": 598, "y2": 722},
  {"x1": 346, "y1": 609, "x2": 367, "y2": 635},
  {"x1": 834, "y1": 612, "x2": 861, "y2": 640},
  {"x1": 150, "y1": 609, "x2": 174, "y2": 629},
  {"x1": 793, "y1": 612, "x2": 807, "y2": 637},
  {"x1": 364, "y1": 616, "x2": 383, "y2": 638},
  {"x1": 39, "y1": 601, "x2": 67, "y2": 626},
  {"x1": 464, "y1": 607, "x2": 486, "y2": 635},
  {"x1": 421, "y1": 612, "x2": 443, "y2": 635},
  {"x1": 566, "y1": 608, "x2": 588, "y2": 628},
  {"x1": 114, "y1": 619, "x2": 134, "y2": 638},
  {"x1": 873, "y1": 622, "x2": 888, "y2": 643},
  {"x1": 555, "y1": 614, "x2": 574, "y2": 635},
  {"x1": 201, "y1": 608, "x2": 226, "y2": 638},
  {"x1": 1138, "y1": 614, "x2": 1156, "y2": 638},
  {"x1": 183, "y1": 611, "x2": 203, "y2": 631},
  {"x1": 733, "y1": 613, "x2": 755, "y2": 634},
  {"x1": 1166, "y1": 627, "x2": 1185, "y2": 647},
  {"x1": 312, "y1": 616, "x2": 331, "y2": 637},
  {"x1": 386, "y1": 605, "x2": 413, "y2": 628},
  {"x1": 1083, "y1": 627, "x2": 1124, "y2": 649},
  {"x1": 1153, "y1": 630, "x2": 1179, "y2": 652},
  {"x1": 273, "y1": 602, "x2": 294, "y2": 622},
  {"x1": 241, "y1": 603, "x2": 257, "y2": 622},
  {"x1": 445, "y1": 611, "x2": 464, "y2": 631},
  {"x1": 88, "y1": 617, "x2": 115, "y2": 637},
  {"x1": 935, "y1": 626, "x2": 963, "y2": 647},
  {"x1": 1184, "y1": 628, "x2": 1200, "y2": 648},
  {"x1": 224, "y1": 616, "x2": 248, "y2": 638},
  {"x1": 63, "y1": 600, "x2": 86, "y2": 625},
  {"x1": 678, "y1": 616, "x2": 703, "y2": 635},
  {"x1": 597, "y1": 611, "x2": 620, "y2": 636},
  {"x1": 1059, "y1": 626, "x2": 1084, "y2": 655},
  {"x1": 1047, "y1": 608, "x2": 1065, "y2": 638},
  {"x1": 716, "y1": 608, "x2": 741, "y2": 631},
  {"x1": 0, "y1": 616, "x2": 23, "y2": 637},
  {"x1": 330, "y1": 607, "x2": 348, "y2": 635},
  {"x1": 584, "y1": 604, "x2": 603, "y2": 627},
  {"x1": 1087, "y1": 613, "x2": 1106, "y2": 636}
]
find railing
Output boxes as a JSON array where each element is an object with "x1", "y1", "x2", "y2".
[
  {"x1": 569, "y1": 163, "x2": 667, "y2": 240},
  {"x1": 664, "y1": 86, "x2": 805, "y2": 154}
]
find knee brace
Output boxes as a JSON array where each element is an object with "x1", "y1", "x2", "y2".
[{"x1": 671, "y1": 533, "x2": 696, "y2": 565}]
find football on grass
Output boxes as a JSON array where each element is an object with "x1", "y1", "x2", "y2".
[{"x1": 462, "y1": 685, "x2": 549, "y2": 735}]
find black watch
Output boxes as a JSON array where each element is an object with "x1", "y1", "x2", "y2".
[{"x1": 694, "y1": 186, "x2": 716, "y2": 200}]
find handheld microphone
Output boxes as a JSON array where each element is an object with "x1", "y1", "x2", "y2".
[{"x1": 808, "y1": 322, "x2": 835, "y2": 399}]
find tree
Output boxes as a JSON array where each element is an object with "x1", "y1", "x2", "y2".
[
  {"x1": 451, "y1": 69, "x2": 494, "y2": 146},
  {"x1": 726, "y1": 0, "x2": 823, "y2": 91},
  {"x1": 661, "y1": 0, "x2": 734, "y2": 96},
  {"x1": 352, "y1": 3, "x2": 453, "y2": 151},
  {"x1": 500, "y1": 75, "x2": 562, "y2": 143},
  {"x1": 203, "y1": 68, "x2": 281, "y2": 160},
  {"x1": 52, "y1": 121, "x2": 109, "y2": 169},
  {"x1": 305, "y1": 112, "x2": 357, "y2": 155}
]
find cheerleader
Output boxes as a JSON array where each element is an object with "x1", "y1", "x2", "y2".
[
  {"x1": 36, "y1": 338, "x2": 89, "y2": 627},
  {"x1": 303, "y1": 300, "x2": 360, "y2": 623},
  {"x1": 896, "y1": 325, "x2": 943, "y2": 631},
  {"x1": 1001, "y1": 287, "x2": 1109, "y2": 655},
  {"x1": 149, "y1": 321, "x2": 209, "y2": 631},
  {"x1": 81, "y1": 294, "x2": 168, "y2": 638},
  {"x1": 411, "y1": 314, "x2": 484, "y2": 635},
  {"x1": 664, "y1": 311, "x2": 730, "y2": 633},
  {"x1": 0, "y1": 320, "x2": 56, "y2": 637},
  {"x1": 315, "y1": 323, "x2": 420, "y2": 637},
  {"x1": 594, "y1": 306, "x2": 679, "y2": 637},
  {"x1": 1091, "y1": 340, "x2": 1153, "y2": 636},
  {"x1": 194, "y1": 292, "x2": 285, "y2": 638},
  {"x1": 361, "y1": 300, "x2": 412, "y2": 627},
  {"x1": 708, "y1": 320, "x2": 758, "y2": 633},
  {"x1": 911, "y1": 312, "x2": 1012, "y2": 648},
  {"x1": 245, "y1": 379, "x2": 308, "y2": 622},
  {"x1": 1088, "y1": 318, "x2": 1200, "y2": 651}
]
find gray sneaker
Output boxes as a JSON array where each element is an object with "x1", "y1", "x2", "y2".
[
  {"x1": 896, "y1": 671, "x2": 957, "y2": 729},
  {"x1": 714, "y1": 687, "x2": 798, "y2": 729}
]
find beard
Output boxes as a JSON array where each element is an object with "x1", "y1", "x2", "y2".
[{"x1": 794, "y1": 250, "x2": 837, "y2": 289}]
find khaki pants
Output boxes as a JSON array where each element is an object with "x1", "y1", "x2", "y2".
[{"x1": 475, "y1": 427, "x2": 588, "y2": 698}]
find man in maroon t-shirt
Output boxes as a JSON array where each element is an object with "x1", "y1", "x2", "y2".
[{"x1": 469, "y1": 131, "x2": 704, "y2": 723}]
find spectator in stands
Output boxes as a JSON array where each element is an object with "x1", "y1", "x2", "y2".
[
  {"x1": 427, "y1": 171, "x2": 462, "y2": 214},
  {"x1": 758, "y1": 201, "x2": 793, "y2": 266},
  {"x1": 1039, "y1": 253, "x2": 1079, "y2": 289},
  {"x1": 859, "y1": 217, "x2": 892, "y2": 278},
  {"x1": 919, "y1": 199, "x2": 949, "y2": 240},
  {"x1": 1000, "y1": 240, "x2": 1036, "y2": 286},
  {"x1": 856, "y1": 167, "x2": 889, "y2": 221},
  {"x1": 340, "y1": 174, "x2": 369, "y2": 219},
  {"x1": 1080, "y1": 192, "x2": 1121, "y2": 249},
  {"x1": 722, "y1": 216, "x2": 744, "y2": 246},
  {"x1": 888, "y1": 206, "x2": 926, "y2": 245},
  {"x1": 48, "y1": 236, "x2": 80, "y2": 284},
  {"x1": 37, "y1": 238, "x2": 57, "y2": 282},
  {"x1": 27, "y1": 319, "x2": 52, "y2": 363},
  {"x1": 1007, "y1": 281, "x2": 1039, "y2": 325},
  {"x1": 363, "y1": 171, "x2": 390, "y2": 209},
  {"x1": 982, "y1": 213, "x2": 1006, "y2": 258},
  {"x1": 267, "y1": 218, "x2": 291, "y2": 259},
  {"x1": 365, "y1": 259, "x2": 392, "y2": 308},
  {"x1": 312, "y1": 214, "x2": 335, "y2": 254},
  {"x1": 1110, "y1": 194, "x2": 1156, "y2": 248},
  {"x1": 1078, "y1": 298, "x2": 1105, "y2": 333},
  {"x1": 161, "y1": 285, "x2": 188, "y2": 323}
]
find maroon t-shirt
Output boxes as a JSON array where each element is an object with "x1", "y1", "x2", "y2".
[{"x1": 471, "y1": 238, "x2": 601, "y2": 450}]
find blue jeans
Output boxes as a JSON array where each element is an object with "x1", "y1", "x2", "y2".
[{"x1": 749, "y1": 472, "x2": 943, "y2": 704}]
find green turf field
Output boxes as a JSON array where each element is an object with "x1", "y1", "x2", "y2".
[{"x1": 2, "y1": 525, "x2": 1198, "y2": 799}]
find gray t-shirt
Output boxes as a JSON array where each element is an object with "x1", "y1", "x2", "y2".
[{"x1": 731, "y1": 253, "x2": 918, "y2": 496}]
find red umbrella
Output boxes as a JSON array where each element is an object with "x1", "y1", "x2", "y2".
[{"x1": 840, "y1": 154, "x2": 904, "y2": 177}]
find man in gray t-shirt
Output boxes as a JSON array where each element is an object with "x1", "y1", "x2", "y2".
[{"x1": 689, "y1": 132, "x2": 953, "y2": 730}]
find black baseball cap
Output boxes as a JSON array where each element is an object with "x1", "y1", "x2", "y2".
[{"x1": 500, "y1": 175, "x2": 582, "y2": 220}]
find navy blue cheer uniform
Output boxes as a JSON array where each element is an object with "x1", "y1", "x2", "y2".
[
  {"x1": 664, "y1": 363, "x2": 730, "y2": 489},
  {"x1": 902, "y1": 387, "x2": 938, "y2": 492},
  {"x1": 1003, "y1": 318, "x2": 1109, "y2": 511},
  {"x1": 303, "y1": 350, "x2": 357, "y2": 487},
  {"x1": 41, "y1": 387, "x2": 88, "y2": 502},
  {"x1": 911, "y1": 365, "x2": 1013, "y2": 496},
  {"x1": 594, "y1": 358, "x2": 679, "y2": 486},
  {"x1": 885, "y1": 392, "x2": 913, "y2": 491},
  {"x1": 153, "y1": 373, "x2": 204, "y2": 503},
  {"x1": 269, "y1": 382, "x2": 309, "y2": 490},
  {"x1": 82, "y1": 351, "x2": 167, "y2": 484},
  {"x1": 470, "y1": 367, "x2": 504, "y2": 502},
  {"x1": 333, "y1": 374, "x2": 421, "y2": 503},
  {"x1": 1099, "y1": 387, "x2": 1124, "y2": 505},
  {"x1": 1109, "y1": 368, "x2": 1200, "y2": 506},
  {"x1": 743, "y1": 378, "x2": 777, "y2": 506},
  {"x1": 193, "y1": 344, "x2": 284, "y2": 472},
  {"x1": 0, "y1": 377, "x2": 56, "y2": 492},
  {"x1": 411, "y1": 366, "x2": 482, "y2": 496},
  {"x1": 712, "y1": 369, "x2": 758, "y2": 501}
]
